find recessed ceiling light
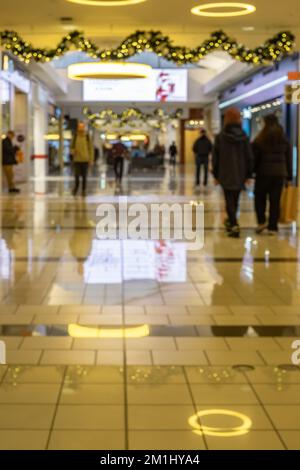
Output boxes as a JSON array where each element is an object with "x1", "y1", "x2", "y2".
[
  {"x1": 66, "y1": 0, "x2": 147, "y2": 6},
  {"x1": 191, "y1": 3, "x2": 256, "y2": 17},
  {"x1": 68, "y1": 62, "x2": 152, "y2": 80}
]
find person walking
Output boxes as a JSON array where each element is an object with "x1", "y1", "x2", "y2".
[
  {"x1": 71, "y1": 122, "x2": 93, "y2": 197},
  {"x1": 169, "y1": 141, "x2": 178, "y2": 166},
  {"x1": 193, "y1": 129, "x2": 213, "y2": 188},
  {"x1": 213, "y1": 107, "x2": 253, "y2": 238},
  {"x1": 112, "y1": 138, "x2": 128, "y2": 185},
  {"x1": 252, "y1": 114, "x2": 292, "y2": 235},
  {"x1": 1, "y1": 131, "x2": 20, "y2": 193}
]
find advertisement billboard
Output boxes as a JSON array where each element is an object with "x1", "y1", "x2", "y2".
[{"x1": 83, "y1": 69, "x2": 188, "y2": 102}]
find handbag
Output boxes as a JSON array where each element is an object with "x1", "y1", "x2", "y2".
[{"x1": 280, "y1": 185, "x2": 298, "y2": 223}]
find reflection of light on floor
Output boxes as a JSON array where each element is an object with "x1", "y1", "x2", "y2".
[
  {"x1": 68, "y1": 323, "x2": 150, "y2": 338},
  {"x1": 188, "y1": 409, "x2": 252, "y2": 437}
]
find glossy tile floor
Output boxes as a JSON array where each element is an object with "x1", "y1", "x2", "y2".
[{"x1": 0, "y1": 165, "x2": 300, "y2": 449}]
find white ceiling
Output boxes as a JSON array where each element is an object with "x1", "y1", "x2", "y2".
[{"x1": 0, "y1": 0, "x2": 298, "y2": 49}]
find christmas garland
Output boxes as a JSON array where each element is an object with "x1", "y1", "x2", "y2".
[
  {"x1": 0, "y1": 29, "x2": 295, "y2": 65},
  {"x1": 83, "y1": 107, "x2": 183, "y2": 130}
]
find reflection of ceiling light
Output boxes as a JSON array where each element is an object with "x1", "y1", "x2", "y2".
[
  {"x1": 66, "y1": 0, "x2": 146, "y2": 6},
  {"x1": 62, "y1": 24, "x2": 78, "y2": 31},
  {"x1": 44, "y1": 131, "x2": 72, "y2": 141},
  {"x1": 68, "y1": 62, "x2": 152, "y2": 80},
  {"x1": 242, "y1": 26, "x2": 255, "y2": 31},
  {"x1": 106, "y1": 133, "x2": 118, "y2": 140},
  {"x1": 68, "y1": 324, "x2": 150, "y2": 338},
  {"x1": 121, "y1": 134, "x2": 147, "y2": 141},
  {"x1": 191, "y1": 3, "x2": 256, "y2": 17},
  {"x1": 188, "y1": 409, "x2": 252, "y2": 437}
]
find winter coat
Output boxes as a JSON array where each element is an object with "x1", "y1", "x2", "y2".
[
  {"x1": 213, "y1": 124, "x2": 253, "y2": 190},
  {"x1": 252, "y1": 136, "x2": 292, "y2": 180}
]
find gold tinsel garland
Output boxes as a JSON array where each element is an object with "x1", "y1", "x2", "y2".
[
  {"x1": 0, "y1": 29, "x2": 295, "y2": 65},
  {"x1": 83, "y1": 107, "x2": 183, "y2": 130}
]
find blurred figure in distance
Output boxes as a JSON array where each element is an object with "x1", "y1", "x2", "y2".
[{"x1": 71, "y1": 122, "x2": 93, "y2": 197}]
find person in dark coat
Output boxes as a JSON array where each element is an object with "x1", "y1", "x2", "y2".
[
  {"x1": 213, "y1": 107, "x2": 253, "y2": 238},
  {"x1": 193, "y1": 129, "x2": 213, "y2": 187},
  {"x1": 169, "y1": 141, "x2": 178, "y2": 166},
  {"x1": 1, "y1": 131, "x2": 20, "y2": 193},
  {"x1": 252, "y1": 114, "x2": 292, "y2": 235}
]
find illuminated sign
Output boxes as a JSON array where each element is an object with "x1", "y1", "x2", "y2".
[{"x1": 83, "y1": 69, "x2": 188, "y2": 102}]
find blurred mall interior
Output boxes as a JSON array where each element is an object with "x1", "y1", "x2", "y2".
[{"x1": 0, "y1": 0, "x2": 300, "y2": 452}]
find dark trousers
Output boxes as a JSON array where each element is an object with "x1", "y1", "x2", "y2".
[
  {"x1": 74, "y1": 162, "x2": 89, "y2": 194},
  {"x1": 114, "y1": 157, "x2": 124, "y2": 182},
  {"x1": 223, "y1": 188, "x2": 241, "y2": 227},
  {"x1": 255, "y1": 176, "x2": 284, "y2": 231},
  {"x1": 196, "y1": 156, "x2": 209, "y2": 186}
]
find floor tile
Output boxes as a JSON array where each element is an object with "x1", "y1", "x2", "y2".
[
  {"x1": 152, "y1": 351, "x2": 208, "y2": 366},
  {"x1": 128, "y1": 405, "x2": 195, "y2": 430},
  {"x1": 60, "y1": 384, "x2": 124, "y2": 404},
  {"x1": 6, "y1": 350, "x2": 42, "y2": 365},
  {"x1": 0, "y1": 430, "x2": 49, "y2": 450},
  {"x1": 206, "y1": 431, "x2": 285, "y2": 450},
  {"x1": 129, "y1": 430, "x2": 206, "y2": 450},
  {"x1": 41, "y1": 350, "x2": 95, "y2": 365},
  {"x1": 4, "y1": 366, "x2": 65, "y2": 383},
  {"x1": 54, "y1": 405, "x2": 124, "y2": 430},
  {"x1": 66, "y1": 366, "x2": 124, "y2": 384},
  {"x1": 278, "y1": 431, "x2": 300, "y2": 449},
  {"x1": 190, "y1": 384, "x2": 258, "y2": 405},
  {"x1": 127, "y1": 384, "x2": 192, "y2": 404},
  {"x1": 205, "y1": 351, "x2": 265, "y2": 366},
  {"x1": 0, "y1": 383, "x2": 60, "y2": 403},
  {"x1": 21, "y1": 337, "x2": 73, "y2": 350},
  {"x1": 48, "y1": 430, "x2": 125, "y2": 450},
  {"x1": 0, "y1": 404, "x2": 55, "y2": 429},
  {"x1": 253, "y1": 384, "x2": 300, "y2": 405},
  {"x1": 176, "y1": 338, "x2": 229, "y2": 350}
]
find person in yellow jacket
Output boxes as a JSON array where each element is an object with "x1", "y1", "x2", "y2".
[{"x1": 71, "y1": 122, "x2": 94, "y2": 197}]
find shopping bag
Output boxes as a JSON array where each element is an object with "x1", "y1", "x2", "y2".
[
  {"x1": 15, "y1": 150, "x2": 24, "y2": 164},
  {"x1": 280, "y1": 186, "x2": 298, "y2": 223}
]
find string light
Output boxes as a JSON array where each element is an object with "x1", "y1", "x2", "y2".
[
  {"x1": 0, "y1": 29, "x2": 295, "y2": 65},
  {"x1": 83, "y1": 107, "x2": 183, "y2": 130}
]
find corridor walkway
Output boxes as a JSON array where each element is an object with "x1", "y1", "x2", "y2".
[{"x1": 0, "y1": 167, "x2": 300, "y2": 449}]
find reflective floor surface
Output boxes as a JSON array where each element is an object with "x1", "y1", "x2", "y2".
[{"x1": 0, "y1": 165, "x2": 300, "y2": 449}]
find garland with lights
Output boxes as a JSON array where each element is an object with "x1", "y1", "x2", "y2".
[
  {"x1": 83, "y1": 107, "x2": 183, "y2": 130},
  {"x1": 0, "y1": 29, "x2": 295, "y2": 65}
]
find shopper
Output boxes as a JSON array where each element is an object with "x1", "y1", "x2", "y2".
[
  {"x1": 169, "y1": 141, "x2": 178, "y2": 166},
  {"x1": 193, "y1": 129, "x2": 213, "y2": 187},
  {"x1": 1, "y1": 131, "x2": 20, "y2": 193},
  {"x1": 112, "y1": 138, "x2": 128, "y2": 184},
  {"x1": 213, "y1": 107, "x2": 253, "y2": 238},
  {"x1": 71, "y1": 122, "x2": 93, "y2": 197},
  {"x1": 252, "y1": 114, "x2": 292, "y2": 235}
]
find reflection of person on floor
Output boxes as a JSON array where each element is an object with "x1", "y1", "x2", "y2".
[
  {"x1": 213, "y1": 107, "x2": 253, "y2": 238},
  {"x1": 252, "y1": 114, "x2": 293, "y2": 235},
  {"x1": 2, "y1": 131, "x2": 20, "y2": 193},
  {"x1": 69, "y1": 200, "x2": 93, "y2": 276},
  {"x1": 193, "y1": 129, "x2": 213, "y2": 188},
  {"x1": 169, "y1": 141, "x2": 178, "y2": 166},
  {"x1": 112, "y1": 139, "x2": 128, "y2": 185},
  {"x1": 71, "y1": 122, "x2": 93, "y2": 197}
]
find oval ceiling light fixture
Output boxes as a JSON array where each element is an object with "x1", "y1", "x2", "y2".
[
  {"x1": 66, "y1": 0, "x2": 147, "y2": 6},
  {"x1": 191, "y1": 3, "x2": 256, "y2": 17},
  {"x1": 68, "y1": 62, "x2": 152, "y2": 80}
]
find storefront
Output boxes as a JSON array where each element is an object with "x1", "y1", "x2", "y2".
[
  {"x1": 1, "y1": 53, "x2": 31, "y2": 185},
  {"x1": 219, "y1": 53, "x2": 300, "y2": 183}
]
